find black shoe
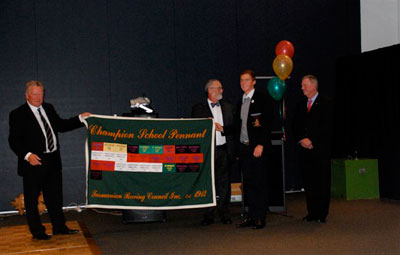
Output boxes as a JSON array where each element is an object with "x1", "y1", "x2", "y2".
[
  {"x1": 302, "y1": 215, "x2": 317, "y2": 222},
  {"x1": 200, "y1": 218, "x2": 214, "y2": 226},
  {"x1": 33, "y1": 233, "x2": 51, "y2": 240},
  {"x1": 221, "y1": 217, "x2": 232, "y2": 224},
  {"x1": 236, "y1": 218, "x2": 255, "y2": 228},
  {"x1": 317, "y1": 218, "x2": 327, "y2": 223},
  {"x1": 53, "y1": 227, "x2": 80, "y2": 235},
  {"x1": 253, "y1": 219, "x2": 266, "y2": 229}
]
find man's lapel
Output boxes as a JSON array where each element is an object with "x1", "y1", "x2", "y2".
[{"x1": 205, "y1": 100, "x2": 213, "y2": 117}]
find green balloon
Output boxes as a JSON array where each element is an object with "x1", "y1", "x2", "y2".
[{"x1": 267, "y1": 77, "x2": 286, "y2": 101}]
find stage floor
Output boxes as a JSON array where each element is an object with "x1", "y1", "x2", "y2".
[
  {"x1": 1, "y1": 194, "x2": 399, "y2": 254},
  {"x1": 0, "y1": 221, "x2": 100, "y2": 255}
]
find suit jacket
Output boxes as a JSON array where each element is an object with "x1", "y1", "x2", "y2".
[
  {"x1": 191, "y1": 99, "x2": 235, "y2": 159},
  {"x1": 294, "y1": 94, "x2": 333, "y2": 157},
  {"x1": 235, "y1": 90, "x2": 273, "y2": 154},
  {"x1": 9, "y1": 102, "x2": 84, "y2": 176}
]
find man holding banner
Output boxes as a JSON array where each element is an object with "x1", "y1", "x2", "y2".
[
  {"x1": 8, "y1": 81, "x2": 90, "y2": 240},
  {"x1": 192, "y1": 79, "x2": 235, "y2": 226}
]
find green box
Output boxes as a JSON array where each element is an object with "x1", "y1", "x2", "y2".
[
  {"x1": 139, "y1": 145, "x2": 163, "y2": 154},
  {"x1": 163, "y1": 164, "x2": 176, "y2": 173},
  {"x1": 331, "y1": 159, "x2": 380, "y2": 200}
]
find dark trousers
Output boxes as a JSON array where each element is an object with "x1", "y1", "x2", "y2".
[
  {"x1": 204, "y1": 145, "x2": 231, "y2": 220},
  {"x1": 298, "y1": 147, "x2": 331, "y2": 219},
  {"x1": 22, "y1": 152, "x2": 66, "y2": 235},
  {"x1": 239, "y1": 143, "x2": 268, "y2": 221}
]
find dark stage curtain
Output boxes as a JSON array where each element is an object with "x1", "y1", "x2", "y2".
[
  {"x1": 0, "y1": 0, "x2": 361, "y2": 211},
  {"x1": 334, "y1": 44, "x2": 400, "y2": 199}
]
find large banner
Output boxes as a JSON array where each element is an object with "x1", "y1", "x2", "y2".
[{"x1": 84, "y1": 115, "x2": 215, "y2": 210}]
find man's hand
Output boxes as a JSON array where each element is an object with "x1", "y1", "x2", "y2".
[
  {"x1": 300, "y1": 138, "x2": 313, "y2": 149},
  {"x1": 253, "y1": 145, "x2": 264, "y2": 158},
  {"x1": 214, "y1": 122, "x2": 224, "y2": 132},
  {"x1": 80, "y1": 112, "x2": 91, "y2": 118},
  {"x1": 28, "y1": 153, "x2": 42, "y2": 166}
]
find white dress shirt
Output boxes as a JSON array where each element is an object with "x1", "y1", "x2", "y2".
[
  {"x1": 242, "y1": 88, "x2": 255, "y2": 102},
  {"x1": 208, "y1": 99, "x2": 226, "y2": 146},
  {"x1": 25, "y1": 102, "x2": 57, "y2": 160},
  {"x1": 308, "y1": 92, "x2": 319, "y2": 108}
]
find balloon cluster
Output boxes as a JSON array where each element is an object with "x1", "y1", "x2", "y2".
[{"x1": 267, "y1": 40, "x2": 294, "y2": 101}]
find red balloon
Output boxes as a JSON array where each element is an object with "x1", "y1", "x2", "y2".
[{"x1": 275, "y1": 40, "x2": 294, "y2": 58}]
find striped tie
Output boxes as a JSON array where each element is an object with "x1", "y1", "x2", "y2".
[{"x1": 38, "y1": 108, "x2": 55, "y2": 151}]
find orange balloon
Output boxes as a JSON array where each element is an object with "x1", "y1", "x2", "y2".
[
  {"x1": 272, "y1": 55, "x2": 293, "y2": 80},
  {"x1": 275, "y1": 40, "x2": 294, "y2": 58}
]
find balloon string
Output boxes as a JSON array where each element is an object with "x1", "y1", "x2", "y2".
[{"x1": 280, "y1": 98, "x2": 286, "y2": 140}]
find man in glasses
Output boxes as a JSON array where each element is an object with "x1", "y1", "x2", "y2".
[{"x1": 192, "y1": 79, "x2": 235, "y2": 226}]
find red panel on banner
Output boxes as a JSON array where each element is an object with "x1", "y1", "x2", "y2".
[
  {"x1": 163, "y1": 145, "x2": 175, "y2": 154},
  {"x1": 176, "y1": 153, "x2": 204, "y2": 163},
  {"x1": 127, "y1": 153, "x2": 203, "y2": 163},
  {"x1": 91, "y1": 142, "x2": 104, "y2": 151},
  {"x1": 127, "y1": 154, "x2": 150, "y2": 162},
  {"x1": 90, "y1": 160, "x2": 115, "y2": 171}
]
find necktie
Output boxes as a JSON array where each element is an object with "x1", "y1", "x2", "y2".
[
  {"x1": 38, "y1": 108, "x2": 55, "y2": 151},
  {"x1": 307, "y1": 99, "x2": 312, "y2": 112},
  {"x1": 240, "y1": 97, "x2": 251, "y2": 143},
  {"x1": 211, "y1": 101, "x2": 220, "y2": 108}
]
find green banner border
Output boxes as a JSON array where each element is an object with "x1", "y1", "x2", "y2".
[{"x1": 84, "y1": 114, "x2": 216, "y2": 210}]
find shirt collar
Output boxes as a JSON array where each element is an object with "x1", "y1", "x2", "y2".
[
  {"x1": 207, "y1": 98, "x2": 219, "y2": 107},
  {"x1": 243, "y1": 89, "x2": 255, "y2": 101},
  {"x1": 310, "y1": 92, "x2": 319, "y2": 103},
  {"x1": 27, "y1": 101, "x2": 42, "y2": 112}
]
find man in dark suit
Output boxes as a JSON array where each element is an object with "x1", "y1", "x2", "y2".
[
  {"x1": 192, "y1": 79, "x2": 235, "y2": 226},
  {"x1": 235, "y1": 70, "x2": 273, "y2": 230},
  {"x1": 294, "y1": 75, "x2": 333, "y2": 223},
  {"x1": 8, "y1": 81, "x2": 90, "y2": 240}
]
